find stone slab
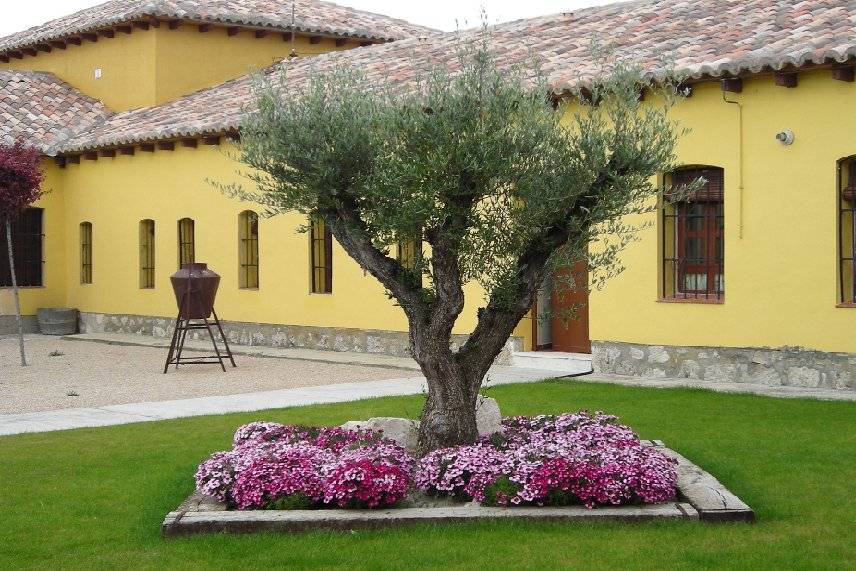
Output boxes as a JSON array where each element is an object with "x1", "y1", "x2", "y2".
[
  {"x1": 162, "y1": 442, "x2": 753, "y2": 536},
  {"x1": 654, "y1": 443, "x2": 755, "y2": 523},
  {"x1": 163, "y1": 502, "x2": 697, "y2": 537}
]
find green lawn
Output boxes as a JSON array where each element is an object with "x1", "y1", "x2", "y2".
[{"x1": 1, "y1": 381, "x2": 854, "y2": 570}]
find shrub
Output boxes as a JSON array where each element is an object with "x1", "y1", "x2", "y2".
[
  {"x1": 416, "y1": 411, "x2": 678, "y2": 508},
  {"x1": 196, "y1": 413, "x2": 677, "y2": 511},
  {"x1": 324, "y1": 459, "x2": 410, "y2": 508},
  {"x1": 197, "y1": 423, "x2": 413, "y2": 510}
]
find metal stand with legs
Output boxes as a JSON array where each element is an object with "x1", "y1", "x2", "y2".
[{"x1": 163, "y1": 308, "x2": 236, "y2": 373}]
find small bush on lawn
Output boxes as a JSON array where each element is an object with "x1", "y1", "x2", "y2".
[{"x1": 195, "y1": 412, "x2": 678, "y2": 511}]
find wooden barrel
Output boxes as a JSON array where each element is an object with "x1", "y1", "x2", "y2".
[{"x1": 37, "y1": 308, "x2": 78, "y2": 335}]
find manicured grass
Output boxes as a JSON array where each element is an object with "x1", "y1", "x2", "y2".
[{"x1": 1, "y1": 381, "x2": 854, "y2": 570}]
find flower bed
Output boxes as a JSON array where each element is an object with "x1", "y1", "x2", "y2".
[{"x1": 194, "y1": 412, "x2": 678, "y2": 511}]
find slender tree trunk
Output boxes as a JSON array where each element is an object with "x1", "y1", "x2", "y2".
[{"x1": 5, "y1": 216, "x2": 27, "y2": 366}]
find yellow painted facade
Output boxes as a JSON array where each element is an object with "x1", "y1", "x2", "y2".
[
  {"x1": 1, "y1": 24, "x2": 365, "y2": 110},
  {"x1": 12, "y1": 145, "x2": 495, "y2": 338},
  {"x1": 6, "y1": 23, "x2": 856, "y2": 355},
  {"x1": 589, "y1": 69, "x2": 856, "y2": 354}
]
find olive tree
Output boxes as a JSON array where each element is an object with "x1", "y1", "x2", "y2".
[{"x1": 227, "y1": 37, "x2": 683, "y2": 452}]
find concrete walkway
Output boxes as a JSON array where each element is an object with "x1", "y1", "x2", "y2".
[
  {"x1": 0, "y1": 365, "x2": 567, "y2": 437},
  {"x1": 3, "y1": 332, "x2": 853, "y2": 437},
  {"x1": 62, "y1": 332, "x2": 422, "y2": 371}
]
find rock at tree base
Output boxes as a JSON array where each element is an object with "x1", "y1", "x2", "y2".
[
  {"x1": 340, "y1": 396, "x2": 502, "y2": 450},
  {"x1": 476, "y1": 396, "x2": 501, "y2": 436}
]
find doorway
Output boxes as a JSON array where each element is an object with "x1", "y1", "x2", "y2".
[{"x1": 532, "y1": 261, "x2": 591, "y2": 354}]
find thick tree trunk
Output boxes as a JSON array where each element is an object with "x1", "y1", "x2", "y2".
[
  {"x1": 5, "y1": 216, "x2": 27, "y2": 367},
  {"x1": 416, "y1": 351, "x2": 481, "y2": 453}
]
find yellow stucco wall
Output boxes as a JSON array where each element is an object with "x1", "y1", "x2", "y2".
[
  {"x1": 1, "y1": 25, "x2": 366, "y2": 111},
  {"x1": 589, "y1": 68, "x2": 856, "y2": 353},
  {"x1": 53, "y1": 144, "x2": 496, "y2": 337},
  {"x1": 153, "y1": 26, "x2": 362, "y2": 106},
  {"x1": 13, "y1": 33, "x2": 856, "y2": 353},
  {"x1": 0, "y1": 31, "x2": 157, "y2": 111},
  {"x1": 1, "y1": 160, "x2": 66, "y2": 315}
]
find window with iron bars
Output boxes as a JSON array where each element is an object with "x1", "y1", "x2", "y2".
[
  {"x1": 0, "y1": 208, "x2": 43, "y2": 287},
  {"x1": 309, "y1": 216, "x2": 332, "y2": 294},
  {"x1": 80, "y1": 222, "x2": 93, "y2": 284},
  {"x1": 838, "y1": 158, "x2": 856, "y2": 304},
  {"x1": 177, "y1": 218, "x2": 195, "y2": 268},
  {"x1": 662, "y1": 167, "x2": 724, "y2": 301},
  {"x1": 139, "y1": 219, "x2": 155, "y2": 289},
  {"x1": 239, "y1": 211, "x2": 259, "y2": 289}
]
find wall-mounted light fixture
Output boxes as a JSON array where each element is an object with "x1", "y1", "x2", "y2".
[{"x1": 775, "y1": 129, "x2": 795, "y2": 145}]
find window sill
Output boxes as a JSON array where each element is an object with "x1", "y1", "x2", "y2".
[
  {"x1": 657, "y1": 296, "x2": 724, "y2": 305},
  {"x1": 0, "y1": 285, "x2": 45, "y2": 290},
  {"x1": 836, "y1": 302, "x2": 856, "y2": 308},
  {"x1": 239, "y1": 287, "x2": 260, "y2": 291},
  {"x1": 309, "y1": 292, "x2": 333, "y2": 296}
]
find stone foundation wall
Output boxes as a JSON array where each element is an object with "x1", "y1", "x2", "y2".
[
  {"x1": 592, "y1": 341, "x2": 856, "y2": 390},
  {"x1": 78, "y1": 312, "x2": 522, "y2": 364},
  {"x1": 0, "y1": 315, "x2": 39, "y2": 335}
]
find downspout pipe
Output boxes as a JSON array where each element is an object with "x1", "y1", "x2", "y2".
[{"x1": 722, "y1": 86, "x2": 744, "y2": 239}]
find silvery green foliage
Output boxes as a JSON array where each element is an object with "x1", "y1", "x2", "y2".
[{"x1": 225, "y1": 34, "x2": 682, "y2": 314}]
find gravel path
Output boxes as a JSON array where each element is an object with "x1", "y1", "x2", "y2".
[{"x1": 0, "y1": 337, "x2": 407, "y2": 414}]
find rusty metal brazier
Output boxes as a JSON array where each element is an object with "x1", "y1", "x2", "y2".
[{"x1": 171, "y1": 263, "x2": 220, "y2": 319}]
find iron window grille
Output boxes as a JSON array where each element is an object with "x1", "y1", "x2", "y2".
[
  {"x1": 177, "y1": 218, "x2": 195, "y2": 268},
  {"x1": 80, "y1": 222, "x2": 93, "y2": 284},
  {"x1": 0, "y1": 208, "x2": 44, "y2": 287},
  {"x1": 310, "y1": 216, "x2": 332, "y2": 294},
  {"x1": 662, "y1": 167, "x2": 725, "y2": 301},
  {"x1": 838, "y1": 159, "x2": 856, "y2": 303},
  {"x1": 239, "y1": 211, "x2": 260, "y2": 289},
  {"x1": 139, "y1": 219, "x2": 155, "y2": 289}
]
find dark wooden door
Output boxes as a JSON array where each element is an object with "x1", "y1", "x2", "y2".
[{"x1": 550, "y1": 261, "x2": 590, "y2": 353}]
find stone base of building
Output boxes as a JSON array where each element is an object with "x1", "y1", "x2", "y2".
[
  {"x1": 592, "y1": 341, "x2": 856, "y2": 390},
  {"x1": 78, "y1": 312, "x2": 522, "y2": 364},
  {"x1": 0, "y1": 314, "x2": 39, "y2": 335}
]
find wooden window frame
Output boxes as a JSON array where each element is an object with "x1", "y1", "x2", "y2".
[
  {"x1": 838, "y1": 158, "x2": 856, "y2": 305},
  {"x1": 662, "y1": 167, "x2": 725, "y2": 302},
  {"x1": 177, "y1": 218, "x2": 195, "y2": 268},
  {"x1": 309, "y1": 216, "x2": 333, "y2": 294},
  {"x1": 239, "y1": 211, "x2": 260, "y2": 289},
  {"x1": 80, "y1": 221, "x2": 93, "y2": 285},
  {"x1": 0, "y1": 208, "x2": 44, "y2": 287},
  {"x1": 139, "y1": 219, "x2": 155, "y2": 289}
]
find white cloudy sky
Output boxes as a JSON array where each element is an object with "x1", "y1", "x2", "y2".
[{"x1": 0, "y1": 0, "x2": 620, "y2": 37}]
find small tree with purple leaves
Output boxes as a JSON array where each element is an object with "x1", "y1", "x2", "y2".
[{"x1": 0, "y1": 140, "x2": 44, "y2": 366}]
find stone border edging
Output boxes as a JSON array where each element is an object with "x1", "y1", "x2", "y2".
[{"x1": 162, "y1": 441, "x2": 754, "y2": 537}]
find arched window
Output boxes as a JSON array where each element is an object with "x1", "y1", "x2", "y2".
[
  {"x1": 838, "y1": 158, "x2": 856, "y2": 303},
  {"x1": 309, "y1": 215, "x2": 332, "y2": 294},
  {"x1": 661, "y1": 166, "x2": 724, "y2": 301},
  {"x1": 239, "y1": 211, "x2": 259, "y2": 289},
  {"x1": 80, "y1": 222, "x2": 93, "y2": 284},
  {"x1": 177, "y1": 218, "x2": 195, "y2": 268},
  {"x1": 139, "y1": 220, "x2": 155, "y2": 289}
]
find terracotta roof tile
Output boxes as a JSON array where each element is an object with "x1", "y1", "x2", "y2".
[
  {"x1": 0, "y1": 0, "x2": 436, "y2": 53},
  {"x1": 0, "y1": 71, "x2": 112, "y2": 155},
  {"x1": 59, "y1": 0, "x2": 856, "y2": 153}
]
